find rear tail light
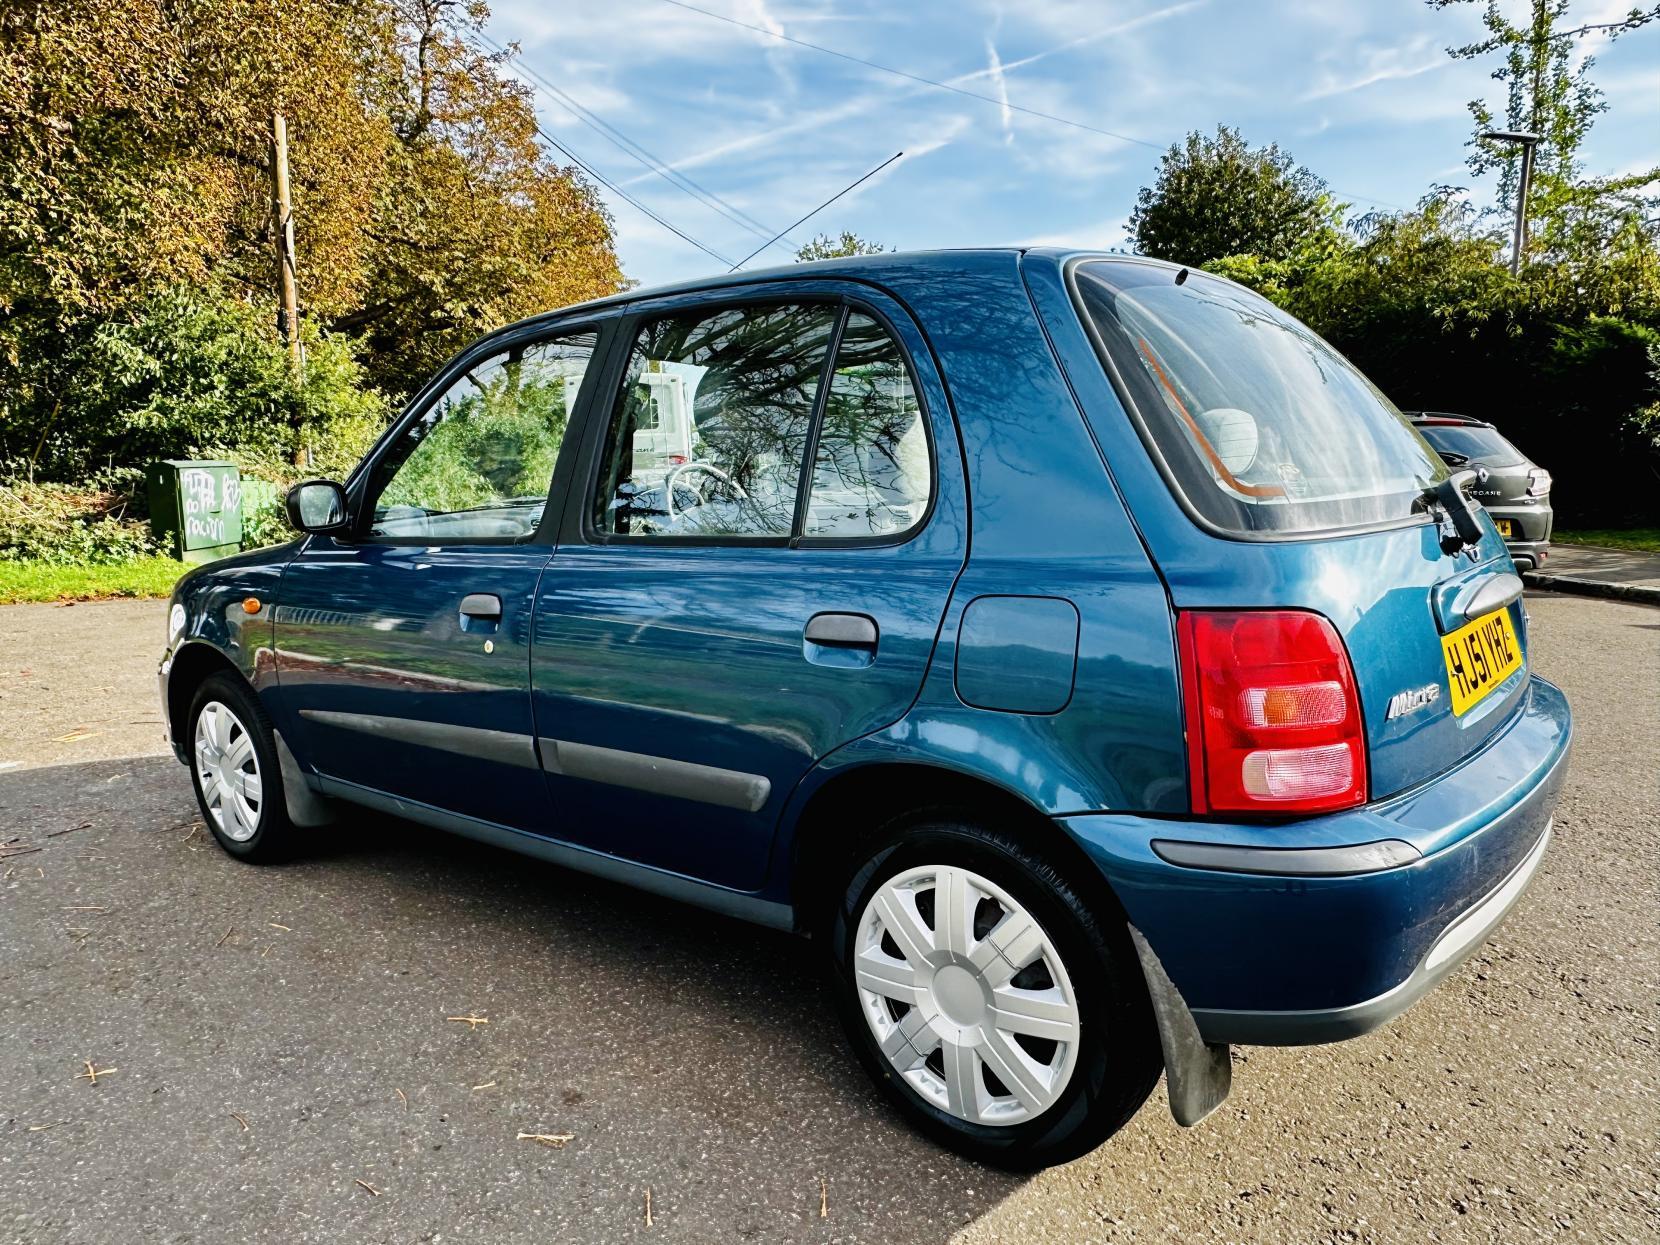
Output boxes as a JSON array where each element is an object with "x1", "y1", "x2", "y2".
[
  {"x1": 1177, "y1": 610, "x2": 1368, "y2": 815},
  {"x1": 1527, "y1": 468, "x2": 1551, "y2": 497}
]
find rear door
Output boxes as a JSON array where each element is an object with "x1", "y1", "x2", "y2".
[
  {"x1": 1032, "y1": 255, "x2": 1527, "y2": 801},
  {"x1": 529, "y1": 284, "x2": 966, "y2": 891}
]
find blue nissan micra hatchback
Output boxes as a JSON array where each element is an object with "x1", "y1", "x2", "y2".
[{"x1": 161, "y1": 250, "x2": 1570, "y2": 1167}]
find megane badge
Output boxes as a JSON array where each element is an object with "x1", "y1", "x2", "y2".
[{"x1": 1386, "y1": 683, "x2": 1442, "y2": 720}]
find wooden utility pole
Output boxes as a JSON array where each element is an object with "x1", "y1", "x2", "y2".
[{"x1": 271, "y1": 113, "x2": 301, "y2": 370}]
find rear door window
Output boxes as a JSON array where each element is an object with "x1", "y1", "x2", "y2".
[
  {"x1": 804, "y1": 312, "x2": 931, "y2": 538},
  {"x1": 592, "y1": 303, "x2": 836, "y2": 539},
  {"x1": 590, "y1": 301, "x2": 932, "y2": 541},
  {"x1": 1072, "y1": 260, "x2": 1447, "y2": 536}
]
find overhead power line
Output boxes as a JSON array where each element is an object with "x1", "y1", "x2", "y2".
[
  {"x1": 522, "y1": 114, "x2": 737, "y2": 267},
  {"x1": 463, "y1": 35, "x2": 732, "y2": 264},
  {"x1": 476, "y1": 31, "x2": 800, "y2": 256}
]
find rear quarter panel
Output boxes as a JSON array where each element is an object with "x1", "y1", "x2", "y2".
[{"x1": 1022, "y1": 252, "x2": 1528, "y2": 802}]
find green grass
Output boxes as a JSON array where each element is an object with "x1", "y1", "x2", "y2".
[
  {"x1": 0, "y1": 556, "x2": 189, "y2": 604},
  {"x1": 1554, "y1": 528, "x2": 1660, "y2": 553}
]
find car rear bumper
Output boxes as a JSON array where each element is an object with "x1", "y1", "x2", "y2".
[
  {"x1": 1488, "y1": 502, "x2": 1553, "y2": 568},
  {"x1": 1060, "y1": 674, "x2": 1571, "y2": 1045}
]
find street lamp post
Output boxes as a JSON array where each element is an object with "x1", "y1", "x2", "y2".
[{"x1": 1482, "y1": 130, "x2": 1541, "y2": 276}]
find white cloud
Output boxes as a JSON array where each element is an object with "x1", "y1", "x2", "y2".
[
  {"x1": 985, "y1": 39, "x2": 1014, "y2": 142},
  {"x1": 1301, "y1": 34, "x2": 1448, "y2": 101}
]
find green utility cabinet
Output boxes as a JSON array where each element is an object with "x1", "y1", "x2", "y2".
[{"x1": 147, "y1": 460, "x2": 243, "y2": 564}]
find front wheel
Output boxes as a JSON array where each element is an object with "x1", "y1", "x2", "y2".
[
  {"x1": 187, "y1": 673, "x2": 296, "y2": 863},
  {"x1": 826, "y1": 818, "x2": 1161, "y2": 1169}
]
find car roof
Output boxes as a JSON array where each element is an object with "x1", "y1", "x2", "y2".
[
  {"x1": 505, "y1": 247, "x2": 1170, "y2": 333},
  {"x1": 1402, "y1": 411, "x2": 1494, "y2": 428}
]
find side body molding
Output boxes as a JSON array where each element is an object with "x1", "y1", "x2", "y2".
[
  {"x1": 540, "y1": 739, "x2": 772, "y2": 813},
  {"x1": 295, "y1": 710, "x2": 773, "y2": 814},
  {"x1": 297, "y1": 710, "x2": 539, "y2": 769}
]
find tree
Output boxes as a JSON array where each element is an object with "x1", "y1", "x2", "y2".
[
  {"x1": 796, "y1": 231, "x2": 887, "y2": 261},
  {"x1": 1128, "y1": 126, "x2": 1343, "y2": 266},
  {"x1": 340, "y1": 1, "x2": 625, "y2": 388},
  {"x1": 0, "y1": 0, "x2": 624, "y2": 476},
  {"x1": 1431, "y1": 0, "x2": 1660, "y2": 259}
]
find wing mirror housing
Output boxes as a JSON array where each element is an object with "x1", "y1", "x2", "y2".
[{"x1": 285, "y1": 479, "x2": 351, "y2": 535}]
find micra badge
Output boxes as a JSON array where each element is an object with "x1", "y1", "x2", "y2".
[{"x1": 1386, "y1": 683, "x2": 1442, "y2": 720}]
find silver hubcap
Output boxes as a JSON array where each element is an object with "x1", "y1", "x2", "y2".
[
  {"x1": 854, "y1": 864, "x2": 1082, "y2": 1127},
  {"x1": 194, "y1": 701, "x2": 263, "y2": 842}
]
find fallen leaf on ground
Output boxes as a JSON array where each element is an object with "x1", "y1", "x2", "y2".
[{"x1": 51, "y1": 730, "x2": 99, "y2": 743}]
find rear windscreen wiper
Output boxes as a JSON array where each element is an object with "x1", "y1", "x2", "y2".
[{"x1": 1420, "y1": 469, "x2": 1485, "y2": 556}]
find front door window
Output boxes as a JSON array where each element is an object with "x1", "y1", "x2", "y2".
[{"x1": 366, "y1": 331, "x2": 597, "y2": 541}]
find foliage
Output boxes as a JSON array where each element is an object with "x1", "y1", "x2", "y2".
[
  {"x1": 3, "y1": 286, "x2": 390, "y2": 482},
  {"x1": 0, "y1": 481, "x2": 157, "y2": 565},
  {"x1": 1129, "y1": 126, "x2": 1345, "y2": 266},
  {"x1": 1211, "y1": 188, "x2": 1660, "y2": 525},
  {"x1": 796, "y1": 231, "x2": 887, "y2": 261},
  {"x1": 0, "y1": 0, "x2": 624, "y2": 482},
  {"x1": 0, "y1": 554, "x2": 186, "y2": 604},
  {"x1": 239, "y1": 491, "x2": 294, "y2": 552},
  {"x1": 1553, "y1": 528, "x2": 1660, "y2": 551},
  {"x1": 342, "y1": 1, "x2": 626, "y2": 390},
  {"x1": 1430, "y1": 0, "x2": 1660, "y2": 260}
]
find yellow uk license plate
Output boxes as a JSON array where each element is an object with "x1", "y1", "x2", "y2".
[
  {"x1": 1494, "y1": 518, "x2": 1514, "y2": 537},
  {"x1": 1441, "y1": 608, "x2": 1524, "y2": 715}
]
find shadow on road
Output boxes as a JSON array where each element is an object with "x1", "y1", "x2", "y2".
[{"x1": 1, "y1": 756, "x2": 1025, "y2": 1242}]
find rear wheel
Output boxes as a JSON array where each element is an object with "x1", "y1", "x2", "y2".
[
  {"x1": 826, "y1": 816, "x2": 1161, "y2": 1169},
  {"x1": 187, "y1": 674, "x2": 295, "y2": 862}
]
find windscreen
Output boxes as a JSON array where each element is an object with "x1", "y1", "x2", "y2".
[{"x1": 1073, "y1": 260, "x2": 1448, "y2": 536}]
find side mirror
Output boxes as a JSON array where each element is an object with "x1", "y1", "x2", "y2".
[{"x1": 285, "y1": 479, "x2": 350, "y2": 534}]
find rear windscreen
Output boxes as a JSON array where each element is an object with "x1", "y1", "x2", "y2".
[
  {"x1": 1416, "y1": 425, "x2": 1526, "y2": 465},
  {"x1": 1072, "y1": 260, "x2": 1448, "y2": 536}
]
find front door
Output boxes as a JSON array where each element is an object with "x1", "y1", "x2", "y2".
[
  {"x1": 530, "y1": 289, "x2": 966, "y2": 891},
  {"x1": 273, "y1": 325, "x2": 602, "y2": 831}
]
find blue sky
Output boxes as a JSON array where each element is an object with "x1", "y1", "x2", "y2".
[{"x1": 488, "y1": 0, "x2": 1660, "y2": 288}]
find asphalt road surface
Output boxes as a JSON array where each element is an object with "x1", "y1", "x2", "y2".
[{"x1": 1, "y1": 593, "x2": 1655, "y2": 1244}]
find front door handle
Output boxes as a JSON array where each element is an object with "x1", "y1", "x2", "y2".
[
  {"x1": 805, "y1": 612, "x2": 878, "y2": 649},
  {"x1": 459, "y1": 593, "x2": 502, "y2": 632}
]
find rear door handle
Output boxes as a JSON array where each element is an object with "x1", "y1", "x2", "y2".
[{"x1": 805, "y1": 613, "x2": 878, "y2": 648}]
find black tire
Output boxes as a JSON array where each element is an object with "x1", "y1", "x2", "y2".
[
  {"x1": 186, "y1": 673, "x2": 296, "y2": 863},
  {"x1": 826, "y1": 814, "x2": 1161, "y2": 1169}
]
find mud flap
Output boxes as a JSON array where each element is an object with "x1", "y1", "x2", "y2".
[
  {"x1": 274, "y1": 730, "x2": 336, "y2": 828},
  {"x1": 1129, "y1": 924, "x2": 1232, "y2": 1126}
]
